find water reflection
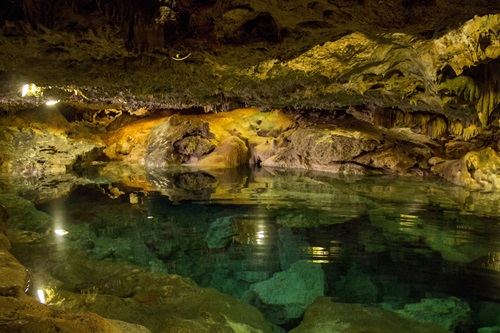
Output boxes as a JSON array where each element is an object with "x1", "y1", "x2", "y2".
[{"x1": 3, "y1": 165, "x2": 500, "y2": 331}]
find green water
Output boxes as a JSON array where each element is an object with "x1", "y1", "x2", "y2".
[{"x1": 5, "y1": 165, "x2": 500, "y2": 331}]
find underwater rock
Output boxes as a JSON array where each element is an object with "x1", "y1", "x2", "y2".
[
  {"x1": 0, "y1": 296, "x2": 129, "y2": 333},
  {"x1": 334, "y1": 265, "x2": 380, "y2": 304},
  {"x1": 475, "y1": 302, "x2": 500, "y2": 328},
  {"x1": 204, "y1": 216, "x2": 234, "y2": 249},
  {"x1": 478, "y1": 326, "x2": 500, "y2": 333},
  {"x1": 396, "y1": 297, "x2": 472, "y2": 331},
  {"x1": 0, "y1": 206, "x2": 137, "y2": 333},
  {"x1": 290, "y1": 297, "x2": 449, "y2": 333},
  {"x1": 248, "y1": 260, "x2": 324, "y2": 324},
  {"x1": 277, "y1": 227, "x2": 307, "y2": 271},
  {"x1": 108, "y1": 320, "x2": 152, "y2": 333},
  {"x1": 0, "y1": 193, "x2": 53, "y2": 233},
  {"x1": 46, "y1": 264, "x2": 273, "y2": 333}
]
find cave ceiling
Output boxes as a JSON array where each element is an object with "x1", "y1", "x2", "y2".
[{"x1": 1, "y1": 0, "x2": 500, "y2": 125}]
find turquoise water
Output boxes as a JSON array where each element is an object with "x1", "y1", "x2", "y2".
[{"x1": 6, "y1": 165, "x2": 500, "y2": 331}]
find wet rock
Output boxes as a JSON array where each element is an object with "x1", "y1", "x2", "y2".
[
  {"x1": 0, "y1": 209, "x2": 29, "y2": 298},
  {"x1": 396, "y1": 297, "x2": 472, "y2": 331},
  {"x1": 334, "y1": 265, "x2": 379, "y2": 304},
  {"x1": 264, "y1": 127, "x2": 378, "y2": 170},
  {"x1": 145, "y1": 115, "x2": 217, "y2": 168},
  {"x1": 205, "y1": 216, "x2": 234, "y2": 249},
  {"x1": 248, "y1": 260, "x2": 324, "y2": 324},
  {"x1": 109, "y1": 320, "x2": 152, "y2": 333},
  {"x1": 355, "y1": 147, "x2": 417, "y2": 173},
  {"x1": 193, "y1": 135, "x2": 250, "y2": 168},
  {"x1": 0, "y1": 296, "x2": 128, "y2": 333},
  {"x1": 277, "y1": 227, "x2": 307, "y2": 271},
  {"x1": 478, "y1": 326, "x2": 500, "y2": 333},
  {"x1": 36, "y1": 255, "x2": 273, "y2": 333},
  {"x1": 432, "y1": 147, "x2": 500, "y2": 189},
  {"x1": 174, "y1": 135, "x2": 216, "y2": 163},
  {"x1": 0, "y1": 126, "x2": 104, "y2": 177},
  {"x1": 0, "y1": 193, "x2": 53, "y2": 233},
  {"x1": 290, "y1": 297, "x2": 449, "y2": 333},
  {"x1": 475, "y1": 302, "x2": 500, "y2": 329}
]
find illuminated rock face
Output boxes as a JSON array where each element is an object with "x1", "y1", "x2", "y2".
[{"x1": 2, "y1": 2, "x2": 500, "y2": 187}]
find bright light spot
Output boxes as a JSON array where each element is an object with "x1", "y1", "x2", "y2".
[
  {"x1": 256, "y1": 231, "x2": 265, "y2": 239},
  {"x1": 21, "y1": 84, "x2": 29, "y2": 97},
  {"x1": 45, "y1": 100, "x2": 59, "y2": 106},
  {"x1": 147, "y1": 216, "x2": 154, "y2": 219},
  {"x1": 400, "y1": 214, "x2": 418, "y2": 219},
  {"x1": 37, "y1": 289, "x2": 46, "y2": 304},
  {"x1": 54, "y1": 229, "x2": 68, "y2": 236}
]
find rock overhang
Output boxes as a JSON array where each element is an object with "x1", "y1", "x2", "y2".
[{"x1": 0, "y1": 1, "x2": 500, "y2": 125}]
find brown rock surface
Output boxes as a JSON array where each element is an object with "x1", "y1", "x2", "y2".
[{"x1": 290, "y1": 297, "x2": 449, "y2": 333}]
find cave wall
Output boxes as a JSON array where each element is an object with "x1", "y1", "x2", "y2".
[
  {"x1": 2, "y1": 1, "x2": 500, "y2": 190},
  {"x1": 0, "y1": 1, "x2": 500, "y2": 121}
]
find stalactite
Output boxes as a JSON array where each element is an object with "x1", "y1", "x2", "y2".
[
  {"x1": 21, "y1": 0, "x2": 56, "y2": 26},
  {"x1": 449, "y1": 119, "x2": 463, "y2": 136},
  {"x1": 462, "y1": 124, "x2": 480, "y2": 141},
  {"x1": 474, "y1": 60, "x2": 500, "y2": 126},
  {"x1": 440, "y1": 60, "x2": 500, "y2": 127},
  {"x1": 96, "y1": 0, "x2": 177, "y2": 52},
  {"x1": 427, "y1": 116, "x2": 447, "y2": 139}
]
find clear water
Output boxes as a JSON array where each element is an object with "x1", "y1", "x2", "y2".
[{"x1": 5, "y1": 165, "x2": 500, "y2": 331}]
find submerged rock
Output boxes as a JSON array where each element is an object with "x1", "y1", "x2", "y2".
[
  {"x1": 290, "y1": 297, "x2": 449, "y2": 333},
  {"x1": 247, "y1": 260, "x2": 324, "y2": 324},
  {"x1": 396, "y1": 297, "x2": 472, "y2": 331},
  {"x1": 205, "y1": 215, "x2": 235, "y2": 249}
]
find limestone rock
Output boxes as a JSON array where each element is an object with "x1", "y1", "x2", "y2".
[
  {"x1": 248, "y1": 260, "x2": 324, "y2": 324},
  {"x1": 355, "y1": 147, "x2": 417, "y2": 173},
  {"x1": 432, "y1": 147, "x2": 500, "y2": 189},
  {"x1": 193, "y1": 135, "x2": 250, "y2": 168},
  {"x1": 145, "y1": 115, "x2": 217, "y2": 168},
  {"x1": 0, "y1": 296, "x2": 127, "y2": 333},
  {"x1": 108, "y1": 320, "x2": 152, "y2": 333},
  {"x1": 290, "y1": 297, "x2": 449, "y2": 333},
  {"x1": 263, "y1": 127, "x2": 378, "y2": 170},
  {"x1": 396, "y1": 297, "x2": 472, "y2": 331},
  {"x1": 0, "y1": 126, "x2": 103, "y2": 177}
]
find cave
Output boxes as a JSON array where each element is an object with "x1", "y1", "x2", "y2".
[{"x1": 1, "y1": 1, "x2": 500, "y2": 332}]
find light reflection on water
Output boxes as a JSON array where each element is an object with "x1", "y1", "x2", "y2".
[{"x1": 4, "y1": 166, "x2": 500, "y2": 331}]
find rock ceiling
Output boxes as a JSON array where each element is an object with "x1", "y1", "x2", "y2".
[{"x1": 1, "y1": 0, "x2": 500, "y2": 124}]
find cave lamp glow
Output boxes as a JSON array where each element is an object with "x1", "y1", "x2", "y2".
[
  {"x1": 37, "y1": 289, "x2": 46, "y2": 304},
  {"x1": 45, "y1": 100, "x2": 59, "y2": 106},
  {"x1": 54, "y1": 229, "x2": 68, "y2": 236},
  {"x1": 21, "y1": 84, "x2": 29, "y2": 97}
]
